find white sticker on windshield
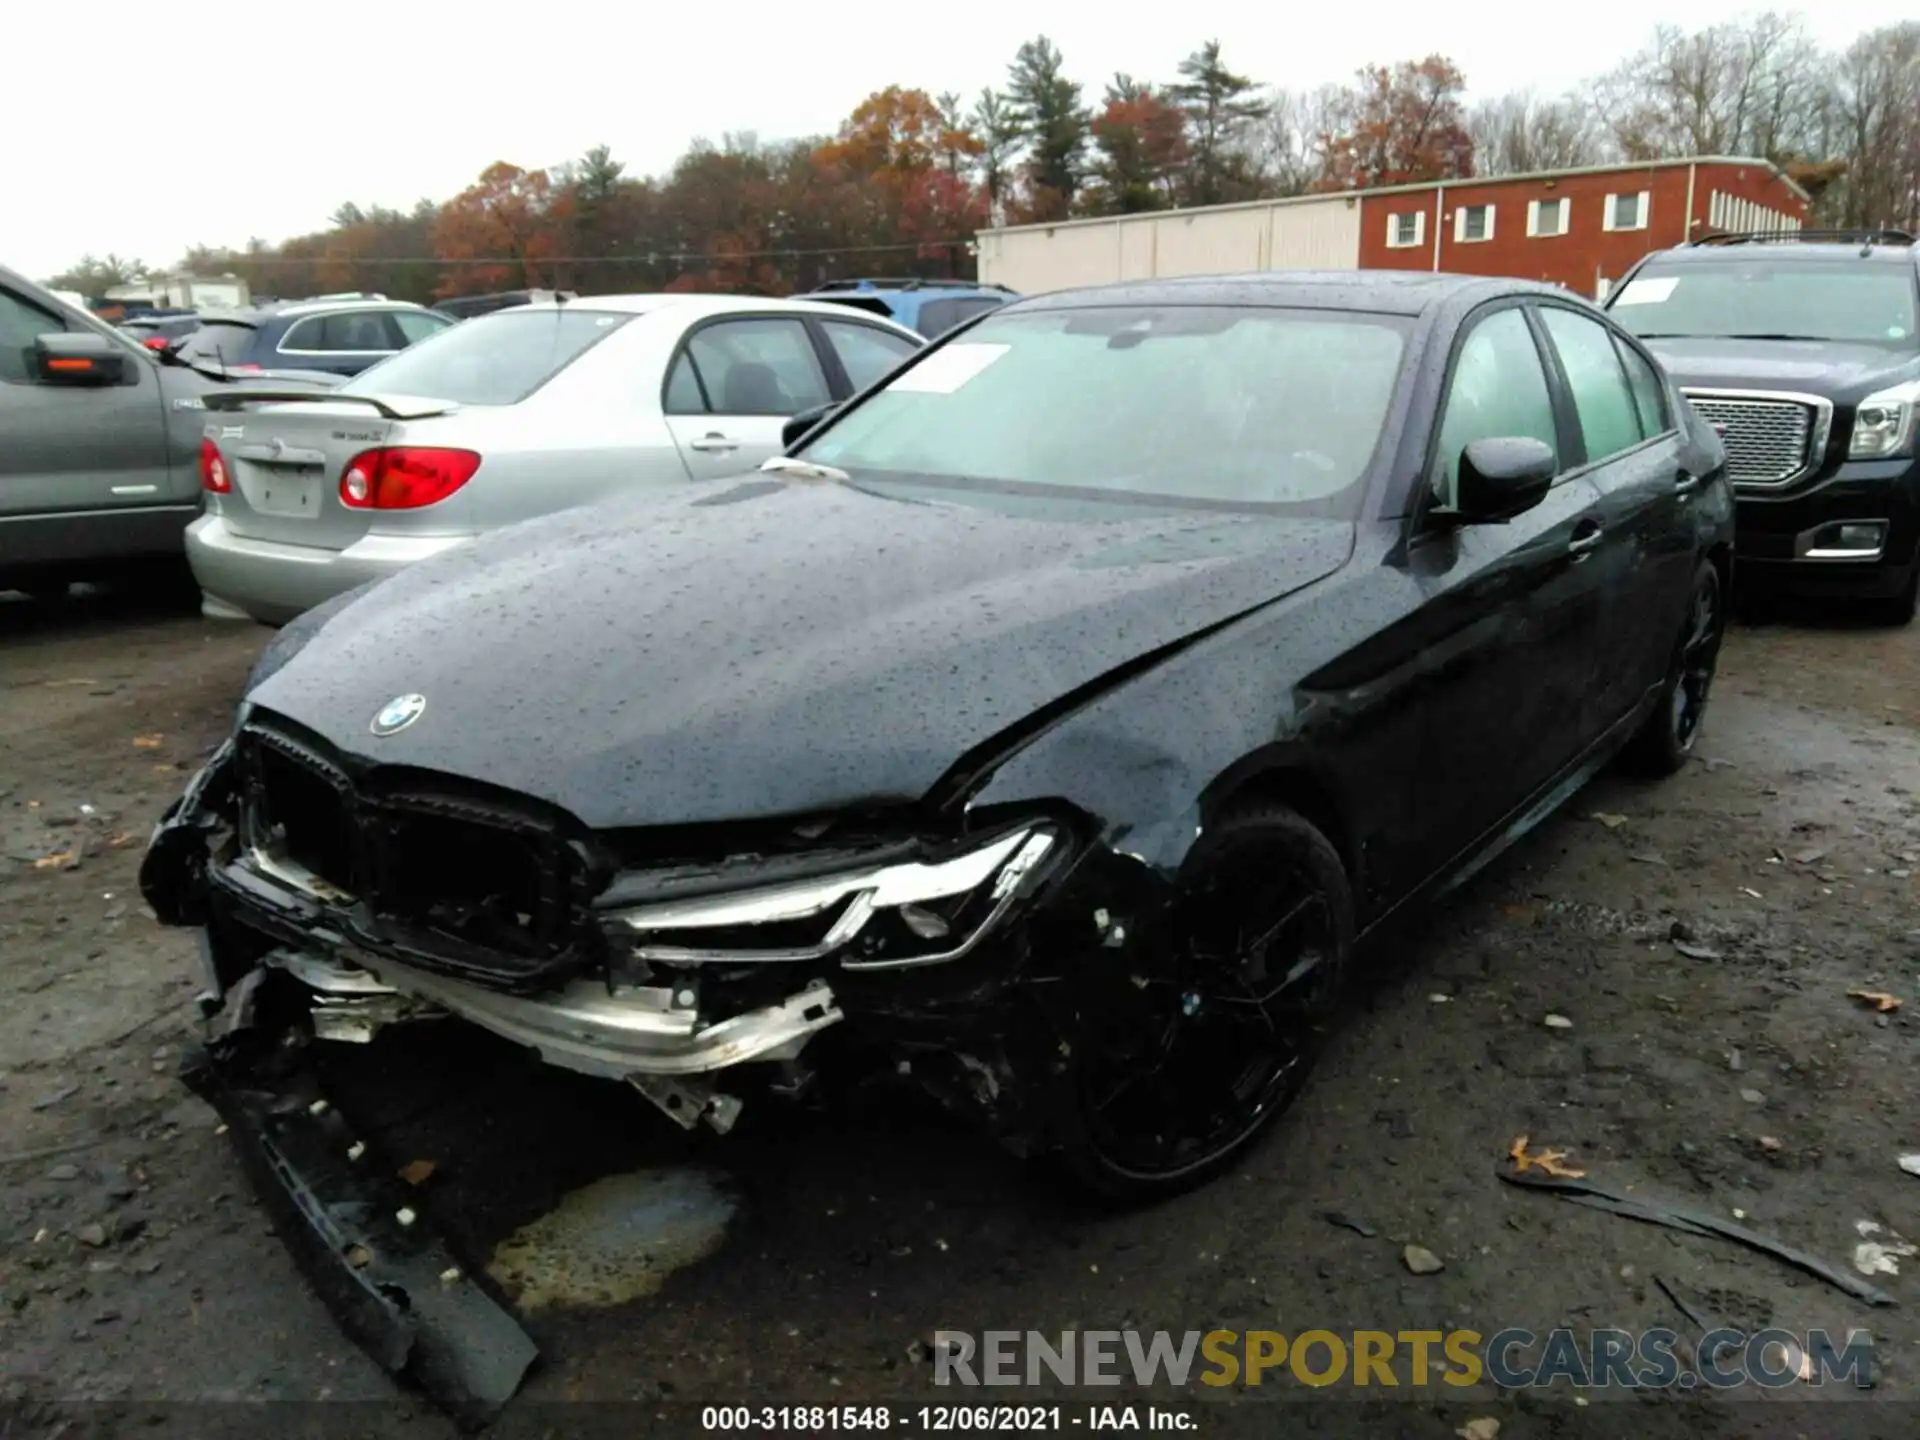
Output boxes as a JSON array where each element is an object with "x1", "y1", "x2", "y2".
[
  {"x1": 1613, "y1": 276, "x2": 1679, "y2": 306},
  {"x1": 887, "y1": 342, "x2": 1010, "y2": 394}
]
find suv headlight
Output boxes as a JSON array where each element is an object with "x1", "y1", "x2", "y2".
[
  {"x1": 1848, "y1": 378, "x2": 1920, "y2": 460},
  {"x1": 605, "y1": 826, "x2": 1060, "y2": 971}
]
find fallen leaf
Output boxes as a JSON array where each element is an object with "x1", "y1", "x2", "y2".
[
  {"x1": 151, "y1": 764, "x2": 177, "y2": 774},
  {"x1": 42, "y1": 678, "x2": 98, "y2": 688},
  {"x1": 1629, "y1": 850, "x2": 1668, "y2": 866},
  {"x1": 1792, "y1": 846, "x2": 1830, "y2": 865},
  {"x1": 132, "y1": 735, "x2": 164, "y2": 749},
  {"x1": 345, "y1": 1244, "x2": 372, "y2": 1269},
  {"x1": 1457, "y1": 1421, "x2": 1501, "y2": 1440},
  {"x1": 1758, "y1": 1136, "x2": 1782, "y2": 1153},
  {"x1": 32, "y1": 850, "x2": 77, "y2": 870},
  {"x1": 399, "y1": 1159, "x2": 436, "y2": 1186},
  {"x1": 1848, "y1": 989, "x2": 1902, "y2": 1013},
  {"x1": 1591, "y1": 812, "x2": 1629, "y2": 830},
  {"x1": 105, "y1": 832, "x2": 136, "y2": 849},
  {"x1": 1500, "y1": 902, "x2": 1535, "y2": 921},
  {"x1": 1510, "y1": 1134, "x2": 1587, "y2": 1179}
]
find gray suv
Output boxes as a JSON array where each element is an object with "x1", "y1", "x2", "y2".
[{"x1": 0, "y1": 264, "x2": 336, "y2": 598}]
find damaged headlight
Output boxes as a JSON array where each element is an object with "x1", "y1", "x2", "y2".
[{"x1": 604, "y1": 827, "x2": 1059, "y2": 970}]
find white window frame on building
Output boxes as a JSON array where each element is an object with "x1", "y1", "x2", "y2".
[
  {"x1": 1385, "y1": 211, "x2": 1426, "y2": 249},
  {"x1": 1453, "y1": 204, "x2": 1495, "y2": 243},
  {"x1": 1602, "y1": 191, "x2": 1651, "y2": 232},
  {"x1": 1526, "y1": 197, "x2": 1569, "y2": 237}
]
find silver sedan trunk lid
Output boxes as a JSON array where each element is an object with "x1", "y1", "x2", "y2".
[{"x1": 201, "y1": 392, "x2": 459, "y2": 552}]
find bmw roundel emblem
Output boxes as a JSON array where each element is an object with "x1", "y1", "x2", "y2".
[{"x1": 370, "y1": 693, "x2": 426, "y2": 737}]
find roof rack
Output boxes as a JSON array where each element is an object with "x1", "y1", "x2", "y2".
[{"x1": 1690, "y1": 228, "x2": 1915, "y2": 248}]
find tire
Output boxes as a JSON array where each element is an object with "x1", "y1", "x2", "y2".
[
  {"x1": 1622, "y1": 560, "x2": 1725, "y2": 777},
  {"x1": 1051, "y1": 803, "x2": 1353, "y2": 1203}
]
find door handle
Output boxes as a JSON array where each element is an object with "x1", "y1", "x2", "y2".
[
  {"x1": 1674, "y1": 468, "x2": 1702, "y2": 494},
  {"x1": 1568, "y1": 524, "x2": 1605, "y2": 557},
  {"x1": 689, "y1": 433, "x2": 739, "y2": 453}
]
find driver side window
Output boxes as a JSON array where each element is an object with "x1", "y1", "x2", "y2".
[
  {"x1": 1431, "y1": 308, "x2": 1559, "y2": 507},
  {"x1": 0, "y1": 289, "x2": 65, "y2": 385}
]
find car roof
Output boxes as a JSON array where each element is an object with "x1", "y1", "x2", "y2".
[
  {"x1": 500, "y1": 292, "x2": 925, "y2": 332},
  {"x1": 1005, "y1": 270, "x2": 1567, "y2": 318},
  {"x1": 1640, "y1": 241, "x2": 1918, "y2": 266}
]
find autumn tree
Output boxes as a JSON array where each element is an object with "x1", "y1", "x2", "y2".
[
  {"x1": 1168, "y1": 41, "x2": 1270, "y2": 205},
  {"x1": 1089, "y1": 76, "x2": 1188, "y2": 213},
  {"x1": 431, "y1": 161, "x2": 570, "y2": 296},
  {"x1": 1320, "y1": 56, "x2": 1475, "y2": 189},
  {"x1": 1005, "y1": 36, "x2": 1091, "y2": 221}
]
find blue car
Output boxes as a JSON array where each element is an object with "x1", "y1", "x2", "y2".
[
  {"x1": 171, "y1": 295, "x2": 455, "y2": 379},
  {"x1": 794, "y1": 277, "x2": 1016, "y2": 338}
]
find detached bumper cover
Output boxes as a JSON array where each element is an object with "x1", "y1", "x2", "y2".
[{"x1": 181, "y1": 1004, "x2": 536, "y2": 1429}]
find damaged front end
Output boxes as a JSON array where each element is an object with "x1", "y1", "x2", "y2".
[{"x1": 141, "y1": 710, "x2": 1153, "y2": 1417}]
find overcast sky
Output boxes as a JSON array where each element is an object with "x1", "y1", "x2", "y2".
[{"x1": 14, "y1": 0, "x2": 1910, "y2": 281}]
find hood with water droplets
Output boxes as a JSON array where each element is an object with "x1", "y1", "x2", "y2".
[{"x1": 250, "y1": 478, "x2": 1353, "y2": 828}]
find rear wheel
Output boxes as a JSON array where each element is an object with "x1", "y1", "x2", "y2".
[
  {"x1": 1053, "y1": 804, "x2": 1352, "y2": 1202},
  {"x1": 1622, "y1": 560, "x2": 1724, "y2": 776}
]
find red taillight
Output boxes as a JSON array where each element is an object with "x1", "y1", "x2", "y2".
[
  {"x1": 338, "y1": 448, "x2": 481, "y2": 509},
  {"x1": 143, "y1": 335, "x2": 170, "y2": 351},
  {"x1": 198, "y1": 438, "x2": 231, "y2": 494}
]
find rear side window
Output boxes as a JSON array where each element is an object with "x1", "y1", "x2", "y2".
[
  {"x1": 339, "y1": 308, "x2": 629, "y2": 405},
  {"x1": 177, "y1": 321, "x2": 257, "y2": 368},
  {"x1": 284, "y1": 311, "x2": 397, "y2": 352},
  {"x1": 917, "y1": 296, "x2": 1007, "y2": 338},
  {"x1": 1540, "y1": 307, "x2": 1645, "y2": 462},
  {"x1": 821, "y1": 320, "x2": 919, "y2": 391},
  {"x1": 1615, "y1": 339, "x2": 1670, "y2": 436},
  {"x1": 673, "y1": 317, "x2": 831, "y2": 416},
  {"x1": 0, "y1": 289, "x2": 65, "y2": 384},
  {"x1": 391, "y1": 310, "x2": 450, "y2": 344}
]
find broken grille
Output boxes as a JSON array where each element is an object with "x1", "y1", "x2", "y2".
[
  {"x1": 1684, "y1": 392, "x2": 1819, "y2": 488},
  {"x1": 236, "y1": 722, "x2": 585, "y2": 992}
]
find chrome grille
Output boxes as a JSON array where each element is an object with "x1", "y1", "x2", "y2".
[{"x1": 1684, "y1": 393, "x2": 1816, "y2": 487}]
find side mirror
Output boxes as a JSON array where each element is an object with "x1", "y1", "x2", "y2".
[
  {"x1": 1452, "y1": 436, "x2": 1556, "y2": 522},
  {"x1": 782, "y1": 402, "x2": 839, "y2": 451},
  {"x1": 33, "y1": 332, "x2": 130, "y2": 386}
]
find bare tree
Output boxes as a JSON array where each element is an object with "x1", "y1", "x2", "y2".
[
  {"x1": 1468, "y1": 93, "x2": 1606, "y2": 175},
  {"x1": 1251, "y1": 84, "x2": 1339, "y2": 195},
  {"x1": 1830, "y1": 22, "x2": 1920, "y2": 229}
]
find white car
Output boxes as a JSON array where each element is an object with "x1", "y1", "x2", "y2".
[{"x1": 186, "y1": 294, "x2": 925, "y2": 624}]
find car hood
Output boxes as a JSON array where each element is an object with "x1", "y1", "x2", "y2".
[
  {"x1": 1637, "y1": 336, "x2": 1919, "y2": 404},
  {"x1": 250, "y1": 477, "x2": 1354, "y2": 829}
]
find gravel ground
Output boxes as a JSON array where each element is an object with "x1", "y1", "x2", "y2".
[{"x1": 1, "y1": 583, "x2": 1918, "y2": 1440}]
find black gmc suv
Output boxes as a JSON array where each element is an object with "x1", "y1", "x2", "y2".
[{"x1": 1605, "y1": 229, "x2": 1920, "y2": 624}]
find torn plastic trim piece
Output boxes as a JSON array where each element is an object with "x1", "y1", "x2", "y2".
[{"x1": 180, "y1": 1039, "x2": 535, "y2": 1429}]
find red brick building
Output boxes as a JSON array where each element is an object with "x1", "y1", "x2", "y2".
[
  {"x1": 1357, "y1": 156, "x2": 1808, "y2": 299},
  {"x1": 979, "y1": 155, "x2": 1812, "y2": 301}
]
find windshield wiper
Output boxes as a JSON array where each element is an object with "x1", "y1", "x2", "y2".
[
  {"x1": 1722, "y1": 332, "x2": 1824, "y2": 342},
  {"x1": 760, "y1": 456, "x2": 850, "y2": 482}
]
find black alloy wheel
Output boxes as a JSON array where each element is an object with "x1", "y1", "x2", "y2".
[
  {"x1": 1623, "y1": 559, "x2": 1725, "y2": 776},
  {"x1": 1055, "y1": 804, "x2": 1353, "y2": 1201}
]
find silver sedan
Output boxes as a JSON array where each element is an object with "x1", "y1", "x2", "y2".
[{"x1": 186, "y1": 294, "x2": 924, "y2": 624}]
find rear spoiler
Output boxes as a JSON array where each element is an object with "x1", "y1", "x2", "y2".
[{"x1": 200, "y1": 389, "x2": 457, "y2": 420}]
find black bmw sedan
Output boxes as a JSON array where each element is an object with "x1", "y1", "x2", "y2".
[{"x1": 142, "y1": 271, "x2": 1729, "y2": 1405}]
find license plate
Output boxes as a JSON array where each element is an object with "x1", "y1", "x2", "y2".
[{"x1": 251, "y1": 468, "x2": 324, "y2": 518}]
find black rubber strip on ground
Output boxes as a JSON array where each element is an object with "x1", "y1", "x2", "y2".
[{"x1": 1498, "y1": 1167, "x2": 1898, "y2": 1307}]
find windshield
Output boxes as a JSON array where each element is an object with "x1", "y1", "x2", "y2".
[
  {"x1": 1610, "y1": 259, "x2": 1919, "y2": 346},
  {"x1": 340, "y1": 307, "x2": 629, "y2": 404},
  {"x1": 798, "y1": 306, "x2": 1410, "y2": 514}
]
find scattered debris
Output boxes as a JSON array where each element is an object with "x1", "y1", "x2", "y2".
[
  {"x1": 1402, "y1": 1244, "x2": 1445, "y2": 1275},
  {"x1": 1374, "y1": 1109, "x2": 1413, "y2": 1140},
  {"x1": 31, "y1": 850, "x2": 77, "y2": 871},
  {"x1": 1848, "y1": 989, "x2": 1902, "y2": 1013},
  {"x1": 1543, "y1": 1014, "x2": 1574, "y2": 1030},
  {"x1": 1591, "y1": 813, "x2": 1629, "y2": 830},
  {"x1": 1740, "y1": 886, "x2": 1764, "y2": 900},
  {"x1": 1653, "y1": 1274, "x2": 1719, "y2": 1331},
  {"x1": 1899, "y1": 1154, "x2": 1920, "y2": 1178},
  {"x1": 1673, "y1": 940, "x2": 1723, "y2": 961},
  {"x1": 345, "y1": 1244, "x2": 373, "y2": 1270},
  {"x1": 1758, "y1": 1136, "x2": 1783, "y2": 1153},
  {"x1": 1455, "y1": 1420, "x2": 1500, "y2": 1440},
  {"x1": 1322, "y1": 1211, "x2": 1379, "y2": 1239},
  {"x1": 1499, "y1": 1168, "x2": 1897, "y2": 1306},
  {"x1": 1740, "y1": 1088, "x2": 1767, "y2": 1105},
  {"x1": 399, "y1": 1159, "x2": 437, "y2": 1187},
  {"x1": 1792, "y1": 846, "x2": 1831, "y2": 865},
  {"x1": 1428, "y1": 993, "x2": 1452, "y2": 1004},
  {"x1": 1509, "y1": 1135, "x2": 1587, "y2": 1179},
  {"x1": 1852, "y1": 1222, "x2": 1917, "y2": 1277},
  {"x1": 131, "y1": 734, "x2": 164, "y2": 749},
  {"x1": 74, "y1": 1224, "x2": 108, "y2": 1249},
  {"x1": 30, "y1": 1085, "x2": 79, "y2": 1112}
]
